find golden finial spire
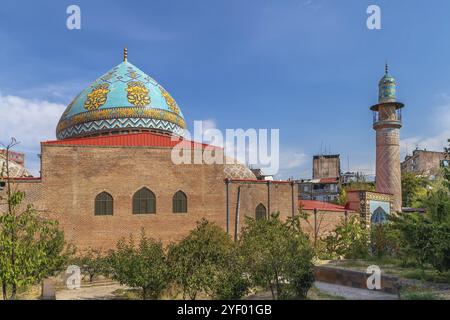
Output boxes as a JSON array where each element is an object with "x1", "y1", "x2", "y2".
[
  {"x1": 124, "y1": 47, "x2": 128, "y2": 62},
  {"x1": 385, "y1": 61, "x2": 389, "y2": 75}
]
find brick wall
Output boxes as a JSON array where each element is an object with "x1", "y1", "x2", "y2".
[{"x1": 1, "y1": 143, "x2": 356, "y2": 251}]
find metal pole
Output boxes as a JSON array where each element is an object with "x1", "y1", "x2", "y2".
[
  {"x1": 234, "y1": 186, "x2": 241, "y2": 242},
  {"x1": 291, "y1": 181, "x2": 295, "y2": 218},
  {"x1": 314, "y1": 208, "x2": 318, "y2": 245},
  {"x1": 267, "y1": 181, "x2": 271, "y2": 216},
  {"x1": 225, "y1": 179, "x2": 230, "y2": 235}
]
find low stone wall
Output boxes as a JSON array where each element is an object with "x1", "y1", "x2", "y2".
[{"x1": 314, "y1": 265, "x2": 401, "y2": 295}]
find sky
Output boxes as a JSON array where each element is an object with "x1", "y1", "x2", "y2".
[{"x1": 0, "y1": 0, "x2": 449, "y2": 178}]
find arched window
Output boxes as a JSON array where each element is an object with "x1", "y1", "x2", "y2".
[
  {"x1": 255, "y1": 203, "x2": 267, "y2": 220},
  {"x1": 371, "y1": 206, "x2": 387, "y2": 224},
  {"x1": 133, "y1": 187, "x2": 156, "y2": 214},
  {"x1": 95, "y1": 192, "x2": 113, "y2": 216},
  {"x1": 173, "y1": 191, "x2": 187, "y2": 213}
]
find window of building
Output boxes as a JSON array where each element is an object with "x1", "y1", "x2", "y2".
[
  {"x1": 133, "y1": 187, "x2": 156, "y2": 214},
  {"x1": 173, "y1": 191, "x2": 187, "y2": 213},
  {"x1": 255, "y1": 203, "x2": 267, "y2": 220},
  {"x1": 95, "y1": 192, "x2": 113, "y2": 216}
]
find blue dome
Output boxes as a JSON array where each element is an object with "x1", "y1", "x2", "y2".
[{"x1": 56, "y1": 58, "x2": 185, "y2": 139}]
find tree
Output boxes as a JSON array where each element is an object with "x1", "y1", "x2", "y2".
[
  {"x1": 298, "y1": 206, "x2": 328, "y2": 249},
  {"x1": 0, "y1": 138, "x2": 70, "y2": 300},
  {"x1": 336, "y1": 182, "x2": 375, "y2": 205},
  {"x1": 369, "y1": 222, "x2": 401, "y2": 258},
  {"x1": 323, "y1": 215, "x2": 369, "y2": 260},
  {"x1": 391, "y1": 213, "x2": 434, "y2": 271},
  {"x1": 75, "y1": 247, "x2": 107, "y2": 283},
  {"x1": 239, "y1": 213, "x2": 314, "y2": 300},
  {"x1": 167, "y1": 219, "x2": 234, "y2": 300},
  {"x1": 212, "y1": 246, "x2": 250, "y2": 300},
  {"x1": 108, "y1": 231, "x2": 169, "y2": 300},
  {"x1": 401, "y1": 172, "x2": 429, "y2": 208}
]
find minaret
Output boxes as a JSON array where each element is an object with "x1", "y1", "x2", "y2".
[{"x1": 371, "y1": 64, "x2": 404, "y2": 212}]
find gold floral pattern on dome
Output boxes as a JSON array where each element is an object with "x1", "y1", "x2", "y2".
[
  {"x1": 84, "y1": 84, "x2": 110, "y2": 111},
  {"x1": 160, "y1": 86, "x2": 180, "y2": 114},
  {"x1": 126, "y1": 81, "x2": 150, "y2": 106},
  {"x1": 56, "y1": 107, "x2": 186, "y2": 133}
]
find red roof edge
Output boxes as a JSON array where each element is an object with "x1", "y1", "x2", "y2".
[
  {"x1": 42, "y1": 132, "x2": 222, "y2": 149},
  {"x1": 226, "y1": 179, "x2": 294, "y2": 185},
  {"x1": 299, "y1": 199, "x2": 352, "y2": 212}
]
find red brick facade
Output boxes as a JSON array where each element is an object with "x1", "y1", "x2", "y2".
[{"x1": 1, "y1": 141, "x2": 298, "y2": 250}]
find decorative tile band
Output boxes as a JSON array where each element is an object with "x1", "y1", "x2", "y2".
[
  {"x1": 57, "y1": 107, "x2": 186, "y2": 134},
  {"x1": 56, "y1": 117, "x2": 184, "y2": 140}
]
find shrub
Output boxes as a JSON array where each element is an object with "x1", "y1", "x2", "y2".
[
  {"x1": 167, "y1": 219, "x2": 235, "y2": 300},
  {"x1": 212, "y1": 248, "x2": 250, "y2": 300},
  {"x1": 108, "y1": 231, "x2": 169, "y2": 300},
  {"x1": 239, "y1": 213, "x2": 314, "y2": 300},
  {"x1": 369, "y1": 222, "x2": 402, "y2": 258},
  {"x1": 323, "y1": 216, "x2": 369, "y2": 260},
  {"x1": 74, "y1": 247, "x2": 107, "y2": 282}
]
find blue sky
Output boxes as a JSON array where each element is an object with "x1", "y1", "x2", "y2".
[{"x1": 1, "y1": 0, "x2": 449, "y2": 178}]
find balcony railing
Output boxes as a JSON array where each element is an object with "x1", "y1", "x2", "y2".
[{"x1": 373, "y1": 109, "x2": 402, "y2": 125}]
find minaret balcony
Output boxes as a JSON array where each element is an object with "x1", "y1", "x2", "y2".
[{"x1": 373, "y1": 109, "x2": 402, "y2": 129}]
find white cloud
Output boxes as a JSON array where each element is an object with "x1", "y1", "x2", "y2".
[
  {"x1": 0, "y1": 94, "x2": 65, "y2": 175},
  {"x1": 400, "y1": 102, "x2": 450, "y2": 156},
  {"x1": 276, "y1": 148, "x2": 309, "y2": 179}
]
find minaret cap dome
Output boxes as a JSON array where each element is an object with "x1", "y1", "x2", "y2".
[
  {"x1": 378, "y1": 65, "x2": 397, "y2": 103},
  {"x1": 56, "y1": 52, "x2": 185, "y2": 140}
]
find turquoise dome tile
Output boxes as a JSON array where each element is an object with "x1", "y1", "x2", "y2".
[
  {"x1": 56, "y1": 59, "x2": 185, "y2": 139},
  {"x1": 378, "y1": 73, "x2": 397, "y2": 103}
]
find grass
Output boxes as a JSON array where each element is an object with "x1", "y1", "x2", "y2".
[
  {"x1": 402, "y1": 269, "x2": 450, "y2": 284},
  {"x1": 400, "y1": 289, "x2": 441, "y2": 300},
  {"x1": 322, "y1": 257, "x2": 450, "y2": 284}
]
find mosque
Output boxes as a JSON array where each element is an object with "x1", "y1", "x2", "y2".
[
  {"x1": 1, "y1": 50, "x2": 401, "y2": 249},
  {"x1": 0, "y1": 50, "x2": 298, "y2": 249}
]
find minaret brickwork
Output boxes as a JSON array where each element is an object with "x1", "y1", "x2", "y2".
[{"x1": 371, "y1": 64, "x2": 404, "y2": 212}]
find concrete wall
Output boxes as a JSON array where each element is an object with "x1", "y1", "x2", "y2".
[{"x1": 313, "y1": 155, "x2": 340, "y2": 179}]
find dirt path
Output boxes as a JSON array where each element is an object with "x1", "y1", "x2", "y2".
[
  {"x1": 56, "y1": 284, "x2": 127, "y2": 300},
  {"x1": 313, "y1": 281, "x2": 398, "y2": 300}
]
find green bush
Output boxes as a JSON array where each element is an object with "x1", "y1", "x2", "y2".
[
  {"x1": 239, "y1": 213, "x2": 314, "y2": 300},
  {"x1": 427, "y1": 223, "x2": 450, "y2": 273},
  {"x1": 167, "y1": 219, "x2": 237, "y2": 300},
  {"x1": 323, "y1": 216, "x2": 369, "y2": 260},
  {"x1": 391, "y1": 213, "x2": 450, "y2": 274},
  {"x1": 370, "y1": 222, "x2": 401, "y2": 258},
  {"x1": 108, "y1": 231, "x2": 169, "y2": 300},
  {"x1": 212, "y1": 253, "x2": 250, "y2": 300},
  {"x1": 73, "y1": 247, "x2": 107, "y2": 282}
]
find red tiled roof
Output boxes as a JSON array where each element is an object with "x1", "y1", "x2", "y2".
[
  {"x1": 42, "y1": 132, "x2": 216, "y2": 149},
  {"x1": 299, "y1": 200, "x2": 350, "y2": 212}
]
